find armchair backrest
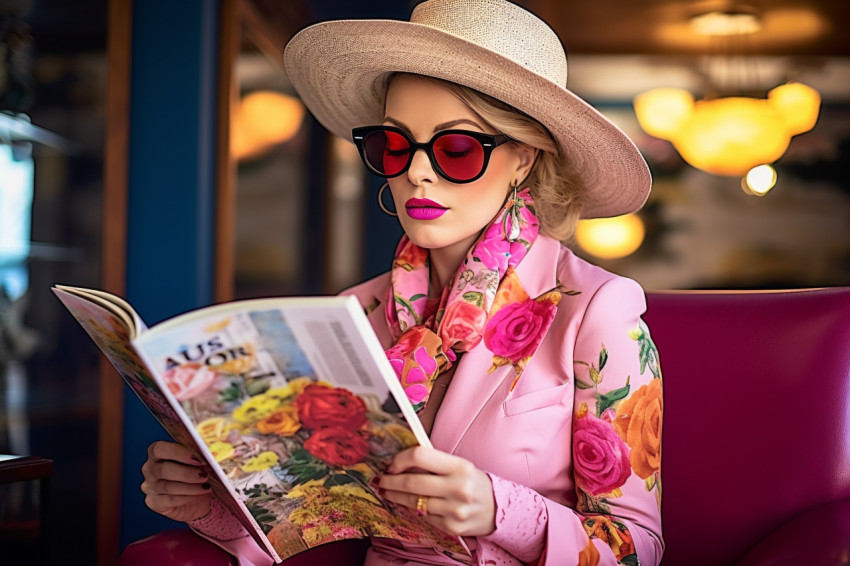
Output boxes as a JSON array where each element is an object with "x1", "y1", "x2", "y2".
[{"x1": 644, "y1": 288, "x2": 850, "y2": 566}]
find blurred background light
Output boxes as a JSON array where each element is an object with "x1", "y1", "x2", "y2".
[{"x1": 576, "y1": 214, "x2": 645, "y2": 260}]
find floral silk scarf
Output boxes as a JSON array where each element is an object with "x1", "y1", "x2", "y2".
[{"x1": 385, "y1": 187, "x2": 563, "y2": 411}]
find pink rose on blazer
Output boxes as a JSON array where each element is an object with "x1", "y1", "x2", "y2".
[
  {"x1": 573, "y1": 409, "x2": 632, "y2": 496},
  {"x1": 483, "y1": 298, "x2": 557, "y2": 362},
  {"x1": 441, "y1": 300, "x2": 488, "y2": 351}
]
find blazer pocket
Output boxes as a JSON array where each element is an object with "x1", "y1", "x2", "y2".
[{"x1": 503, "y1": 383, "x2": 570, "y2": 416}]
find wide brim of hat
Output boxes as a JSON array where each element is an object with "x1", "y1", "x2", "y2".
[{"x1": 284, "y1": 19, "x2": 651, "y2": 219}]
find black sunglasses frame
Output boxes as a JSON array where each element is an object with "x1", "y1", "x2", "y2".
[{"x1": 352, "y1": 125, "x2": 511, "y2": 184}]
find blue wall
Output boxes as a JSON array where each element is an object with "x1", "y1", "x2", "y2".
[{"x1": 121, "y1": 0, "x2": 218, "y2": 547}]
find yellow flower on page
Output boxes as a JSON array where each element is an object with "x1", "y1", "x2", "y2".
[
  {"x1": 231, "y1": 394, "x2": 278, "y2": 423},
  {"x1": 208, "y1": 441, "x2": 235, "y2": 462},
  {"x1": 260, "y1": 377, "x2": 318, "y2": 408},
  {"x1": 328, "y1": 484, "x2": 381, "y2": 506},
  {"x1": 197, "y1": 417, "x2": 228, "y2": 444},
  {"x1": 240, "y1": 450, "x2": 279, "y2": 472},
  {"x1": 270, "y1": 377, "x2": 311, "y2": 400},
  {"x1": 295, "y1": 376, "x2": 332, "y2": 394},
  {"x1": 285, "y1": 480, "x2": 326, "y2": 499}
]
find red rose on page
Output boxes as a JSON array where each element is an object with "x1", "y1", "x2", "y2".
[
  {"x1": 303, "y1": 427, "x2": 371, "y2": 466},
  {"x1": 296, "y1": 384, "x2": 368, "y2": 430}
]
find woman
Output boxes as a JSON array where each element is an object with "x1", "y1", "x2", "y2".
[{"x1": 141, "y1": 1, "x2": 664, "y2": 564}]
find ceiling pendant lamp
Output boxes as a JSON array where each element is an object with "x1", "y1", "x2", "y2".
[{"x1": 633, "y1": 10, "x2": 821, "y2": 178}]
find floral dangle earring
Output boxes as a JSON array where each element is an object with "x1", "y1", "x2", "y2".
[{"x1": 505, "y1": 180, "x2": 521, "y2": 242}]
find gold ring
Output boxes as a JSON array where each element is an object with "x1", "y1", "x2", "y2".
[{"x1": 416, "y1": 494, "x2": 429, "y2": 516}]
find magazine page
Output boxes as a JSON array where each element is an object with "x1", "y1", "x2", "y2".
[
  {"x1": 53, "y1": 284, "x2": 146, "y2": 338},
  {"x1": 133, "y1": 295, "x2": 470, "y2": 562},
  {"x1": 52, "y1": 288, "x2": 191, "y2": 450},
  {"x1": 54, "y1": 287, "x2": 281, "y2": 560}
]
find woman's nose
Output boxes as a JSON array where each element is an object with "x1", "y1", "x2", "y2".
[{"x1": 406, "y1": 148, "x2": 436, "y2": 185}]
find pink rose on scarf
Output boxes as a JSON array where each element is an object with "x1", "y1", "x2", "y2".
[
  {"x1": 441, "y1": 300, "x2": 488, "y2": 351},
  {"x1": 476, "y1": 223, "x2": 512, "y2": 272},
  {"x1": 163, "y1": 363, "x2": 218, "y2": 401},
  {"x1": 387, "y1": 332, "x2": 441, "y2": 406},
  {"x1": 412, "y1": 346, "x2": 437, "y2": 376},
  {"x1": 483, "y1": 298, "x2": 557, "y2": 362},
  {"x1": 386, "y1": 326, "x2": 432, "y2": 377},
  {"x1": 573, "y1": 411, "x2": 632, "y2": 496},
  {"x1": 404, "y1": 383, "x2": 429, "y2": 405},
  {"x1": 401, "y1": 346, "x2": 438, "y2": 402}
]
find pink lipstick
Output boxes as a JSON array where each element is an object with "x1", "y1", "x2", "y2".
[{"x1": 405, "y1": 198, "x2": 447, "y2": 220}]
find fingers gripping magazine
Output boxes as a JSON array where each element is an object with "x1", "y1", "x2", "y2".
[{"x1": 53, "y1": 285, "x2": 470, "y2": 563}]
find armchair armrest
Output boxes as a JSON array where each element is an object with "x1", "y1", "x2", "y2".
[
  {"x1": 118, "y1": 529, "x2": 237, "y2": 565},
  {"x1": 734, "y1": 499, "x2": 850, "y2": 566},
  {"x1": 118, "y1": 529, "x2": 370, "y2": 565}
]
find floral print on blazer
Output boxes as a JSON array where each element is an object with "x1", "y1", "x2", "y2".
[{"x1": 346, "y1": 234, "x2": 664, "y2": 565}]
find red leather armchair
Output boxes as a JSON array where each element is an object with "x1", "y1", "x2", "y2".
[
  {"x1": 644, "y1": 287, "x2": 850, "y2": 566},
  {"x1": 118, "y1": 287, "x2": 850, "y2": 565}
]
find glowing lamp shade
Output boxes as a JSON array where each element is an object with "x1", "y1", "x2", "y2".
[
  {"x1": 675, "y1": 96, "x2": 790, "y2": 176},
  {"x1": 633, "y1": 88, "x2": 695, "y2": 139},
  {"x1": 634, "y1": 83, "x2": 820, "y2": 176},
  {"x1": 575, "y1": 214, "x2": 645, "y2": 260},
  {"x1": 231, "y1": 90, "x2": 305, "y2": 160},
  {"x1": 768, "y1": 82, "x2": 821, "y2": 135}
]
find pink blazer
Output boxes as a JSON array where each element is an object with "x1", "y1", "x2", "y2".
[
  {"x1": 344, "y1": 235, "x2": 663, "y2": 565},
  {"x1": 192, "y1": 235, "x2": 664, "y2": 565}
]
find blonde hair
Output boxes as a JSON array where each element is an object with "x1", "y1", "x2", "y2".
[{"x1": 416, "y1": 75, "x2": 585, "y2": 242}]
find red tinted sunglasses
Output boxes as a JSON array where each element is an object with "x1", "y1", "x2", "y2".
[{"x1": 352, "y1": 125, "x2": 511, "y2": 184}]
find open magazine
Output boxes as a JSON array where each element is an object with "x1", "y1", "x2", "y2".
[{"x1": 53, "y1": 285, "x2": 470, "y2": 564}]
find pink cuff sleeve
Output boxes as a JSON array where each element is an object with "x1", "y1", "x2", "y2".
[
  {"x1": 479, "y1": 473, "x2": 548, "y2": 562},
  {"x1": 188, "y1": 498, "x2": 251, "y2": 541},
  {"x1": 187, "y1": 499, "x2": 274, "y2": 566}
]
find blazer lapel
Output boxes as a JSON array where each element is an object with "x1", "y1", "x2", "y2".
[
  {"x1": 430, "y1": 235, "x2": 563, "y2": 453},
  {"x1": 515, "y1": 234, "x2": 561, "y2": 299},
  {"x1": 429, "y1": 342, "x2": 514, "y2": 453}
]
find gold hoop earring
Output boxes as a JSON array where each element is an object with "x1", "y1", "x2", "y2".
[{"x1": 377, "y1": 182, "x2": 398, "y2": 217}]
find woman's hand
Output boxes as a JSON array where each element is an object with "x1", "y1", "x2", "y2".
[
  {"x1": 140, "y1": 440, "x2": 213, "y2": 523},
  {"x1": 378, "y1": 446, "x2": 496, "y2": 537}
]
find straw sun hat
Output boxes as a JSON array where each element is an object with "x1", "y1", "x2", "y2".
[{"x1": 283, "y1": 0, "x2": 651, "y2": 219}]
